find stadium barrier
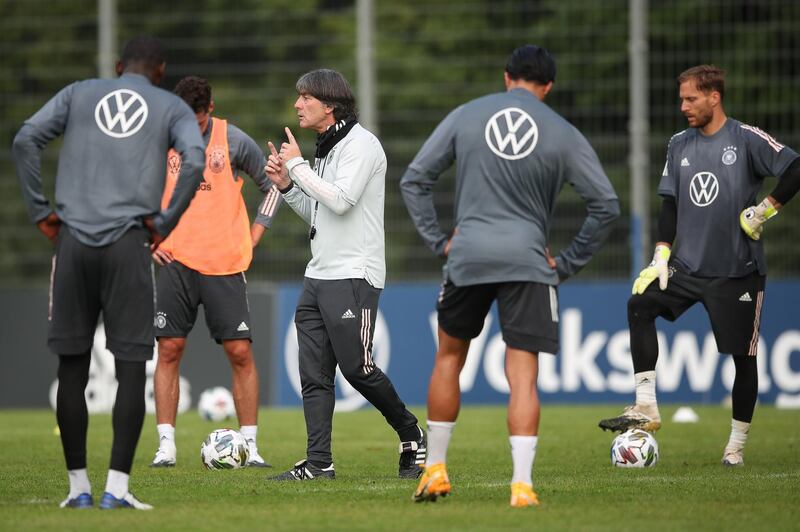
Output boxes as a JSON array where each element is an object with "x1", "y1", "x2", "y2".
[
  {"x1": 2, "y1": 282, "x2": 798, "y2": 410},
  {"x1": 274, "y1": 281, "x2": 800, "y2": 411},
  {"x1": 0, "y1": 285, "x2": 277, "y2": 410}
]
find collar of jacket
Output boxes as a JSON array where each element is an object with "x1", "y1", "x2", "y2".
[{"x1": 315, "y1": 118, "x2": 357, "y2": 159}]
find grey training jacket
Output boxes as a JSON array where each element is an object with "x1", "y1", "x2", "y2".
[
  {"x1": 401, "y1": 88, "x2": 619, "y2": 286},
  {"x1": 13, "y1": 72, "x2": 205, "y2": 246}
]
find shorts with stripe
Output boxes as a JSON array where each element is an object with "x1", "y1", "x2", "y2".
[
  {"x1": 437, "y1": 280, "x2": 560, "y2": 354},
  {"x1": 48, "y1": 226, "x2": 155, "y2": 361},
  {"x1": 155, "y1": 261, "x2": 251, "y2": 343},
  {"x1": 633, "y1": 264, "x2": 765, "y2": 356}
]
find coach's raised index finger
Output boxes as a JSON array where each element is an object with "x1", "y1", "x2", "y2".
[
  {"x1": 267, "y1": 141, "x2": 279, "y2": 157},
  {"x1": 284, "y1": 127, "x2": 298, "y2": 146}
]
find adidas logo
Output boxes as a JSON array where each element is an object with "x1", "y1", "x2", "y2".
[
  {"x1": 739, "y1": 292, "x2": 752, "y2": 302},
  {"x1": 681, "y1": 157, "x2": 690, "y2": 166},
  {"x1": 237, "y1": 321, "x2": 250, "y2": 331},
  {"x1": 341, "y1": 309, "x2": 356, "y2": 319}
]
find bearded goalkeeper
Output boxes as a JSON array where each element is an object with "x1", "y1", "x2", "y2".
[{"x1": 599, "y1": 65, "x2": 800, "y2": 467}]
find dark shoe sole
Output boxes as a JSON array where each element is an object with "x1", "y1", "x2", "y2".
[
  {"x1": 268, "y1": 471, "x2": 335, "y2": 481},
  {"x1": 399, "y1": 466, "x2": 424, "y2": 479},
  {"x1": 598, "y1": 417, "x2": 660, "y2": 432}
]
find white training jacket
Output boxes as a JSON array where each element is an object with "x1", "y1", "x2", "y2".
[{"x1": 282, "y1": 123, "x2": 387, "y2": 288}]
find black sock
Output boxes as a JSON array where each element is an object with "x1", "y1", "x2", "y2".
[
  {"x1": 731, "y1": 355, "x2": 758, "y2": 423},
  {"x1": 56, "y1": 353, "x2": 91, "y2": 470},
  {"x1": 628, "y1": 296, "x2": 661, "y2": 373},
  {"x1": 398, "y1": 425, "x2": 421, "y2": 443},
  {"x1": 109, "y1": 359, "x2": 146, "y2": 474}
]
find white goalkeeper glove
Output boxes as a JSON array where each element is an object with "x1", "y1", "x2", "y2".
[
  {"x1": 632, "y1": 244, "x2": 671, "y2": 295},
  {"x1": 740, "y1": 197, "x2": 779, "y2": 241}
]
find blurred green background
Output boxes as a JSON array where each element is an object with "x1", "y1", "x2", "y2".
[{"x1": 2, "y1": 0, "x2": 799, "y2": 284}]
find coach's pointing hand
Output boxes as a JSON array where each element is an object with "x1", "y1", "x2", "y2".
[
  {"x1": 265, "y1": 141, "x2": 291, "y2": 192},
  {"x1": 279, "y1": 127, "x2": 302, "y2": 161}
]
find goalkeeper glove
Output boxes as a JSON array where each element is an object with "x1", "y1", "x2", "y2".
[
  {"x1": 632, "y1": 244, "x2": 671, "y2": 295},
  {"x1": 740, "y1": 197, "x2": 778, "y2": 241}
]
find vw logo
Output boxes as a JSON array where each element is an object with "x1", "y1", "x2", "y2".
[
  {"x1": 94, "y1": 89, "x2": 148, "y2": 138},
  {"x1": 284, "y1": 311, "x2": 391, "y2": 412},
  {"x1": 689, "y1": 171, "x2": 719, "y2": 207},
  {"x1": 484, "y1": 107, "x2": 538, "y2": 160}
]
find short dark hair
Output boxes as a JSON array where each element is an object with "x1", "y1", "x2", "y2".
[
  {"x1": 296, "y1": 69, "x2": 357, "y2": 122},
  {"x1": 119, "y1": 35, "x2": 165, "y2": 70},
  {"x1": 677, "y1": 65, "x2": 725, "y2": 100},
  {"x1": 174, "y1": 76, "x2": 212, "y2": 113},
  {"x1": 505, "y1": 45, "x2": 556, "y2": 84}
]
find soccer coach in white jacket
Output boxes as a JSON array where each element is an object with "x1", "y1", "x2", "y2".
[{"x1": 265, "y1": 69, "x2": 425, "y2": 481}]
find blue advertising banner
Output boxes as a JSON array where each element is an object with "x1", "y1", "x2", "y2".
[{"x1": 273, "y1": 281, "x2": 800, "y2": 410}]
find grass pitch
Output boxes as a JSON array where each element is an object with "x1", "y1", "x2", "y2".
[{"x1": 0, "y1": 404, "x2": 797, "y2": 531}]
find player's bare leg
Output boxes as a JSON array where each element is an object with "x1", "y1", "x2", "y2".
[
  {"x1": 427, "y1": 328, "x2": 469, "y2": 422},
  {"x1": 224, "y1": 339, "x2": 269, "y2": 467},
  {"x1": 413, "y1": 328, "x2": 467, "y2": 502},
  {"x1": 506, "y1": 348, "x2": 540, "y2": 435},
  {"x1": 150, "y1": 337, "x2": 186, "y2": 467},
  {"x1": 154, "y1": 337, "x2": 186, "y2": 426},
  {"x1": 505, "y1": 348, "x2": 540, "y2": 507}
]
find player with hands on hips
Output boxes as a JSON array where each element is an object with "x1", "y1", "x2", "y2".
[
  {"x1": 12, "y1": 35, "x2": 206, "y2": 510},
  {"x1": 401, "y1": 45, "x2": 619, "y2": 507}
]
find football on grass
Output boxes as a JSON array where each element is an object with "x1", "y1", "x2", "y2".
[
  {"x1": 610, "y1": 429, "x2": 659, "y2": 468},
  {"x1": 197, "y1": 386, "x2": 236, "y2": 422},
  {"x1": 200, "y1": 428, "x2": 249, "y2": 470}
]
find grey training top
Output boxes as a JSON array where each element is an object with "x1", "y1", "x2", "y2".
[
  {"x1": 658, "y1": 118, "x2": 799, "y2": 277},
  {"x1": 13, "y1": 72, "x2": 205, "y2": 246},
  {"x1": 205, "y1": 119, "x2": 282, "y2": 228},
  {"x1": 400, "y1": 88, "x2": 620, "y2": 286}
]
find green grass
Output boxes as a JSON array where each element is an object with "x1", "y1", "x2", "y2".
[{"x1": 0, "y1": 405, "x2": 798, "y2": 531}]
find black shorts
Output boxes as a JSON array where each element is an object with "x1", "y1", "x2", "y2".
[
  {"x1": 48, "y1": 226, "x2": 155, "y2": 361},
  {"x1": 155, "y1": 261, "x2": 251, "y2": 343},
  {"x1": 632, "y1": 265, "x2": 765, "y2": 356},
  {"x1": 436, "y1": 280, "x2": 559, "y2": 354}
]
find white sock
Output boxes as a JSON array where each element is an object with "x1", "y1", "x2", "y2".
[
  {"x1": 509, "y1": 435, "x2": 537, "y2": 485},
  {"x1": 426, "y1": 420, "x2": 455, "y2": 466},
  {"x1": 726, "y1": 419, "x2": 750, "y2": 451},
  {"x1": 240, "y1": 425, "x2": 257, "y2": 442},
  {"x1": 634, "y1": 371, "x2": 657, "y2": 405},
  {"x1": 105, "y1": 469, "x2": 129, "y2": 499},
  {"x1": 157, "y1": 424, "x2": 175, "y2": 447},
  {"x1": 67, "y1": 468, "x2": 91, "y2": 498}
]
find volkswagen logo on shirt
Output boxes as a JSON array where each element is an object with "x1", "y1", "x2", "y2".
[
  {"x1": 94, "y1": 89, "x2": 148, "y2": 138},
  {"x1": 689, "y1": 171, "x2": 719, "y2": 207},
  {"x1": 484, "y1": 107, "x2": 539, "y2": 160}
]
